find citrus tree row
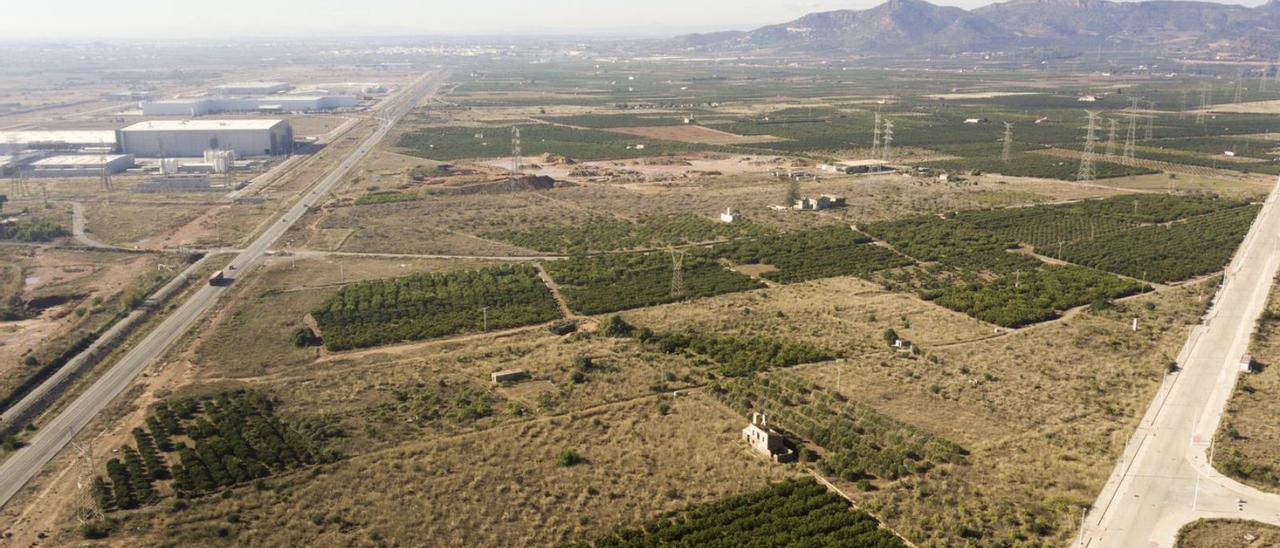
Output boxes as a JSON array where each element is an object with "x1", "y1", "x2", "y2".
[
  {"x1": 574, "y1": 478, "x2": 904, "y2": 548},
  {"x1": 92, "y1": 390, "x2": 339, "y2": 512},
  {"x1": 1058, "y1": 205, "x2": 1261, "y2": 283},
  {"x1": 711, "y1": 226, "x2": 913, "y2": 284},
  {"x1": 311, "y1": 264, "x2": 561, "y2": 350},
  {"x1": 546, "y1": 252, "x2": 761, "y2": 315}
]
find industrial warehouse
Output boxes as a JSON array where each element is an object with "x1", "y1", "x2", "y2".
[
  {"x1": 141, "y1": 95, "x2": 358, "y2": 116},
  {"x1": 115, "y1": 119, "x2": 294, "y2": 157}
]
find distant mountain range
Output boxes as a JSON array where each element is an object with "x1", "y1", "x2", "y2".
[{"x1": 672, "y1": 0, "x2": 1280, "y2": 56}]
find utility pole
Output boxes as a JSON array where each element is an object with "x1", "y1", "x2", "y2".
[
  {"x1": 1077, "y1": 111, "x2": 1099, "y2": 183},
  {"x1": 881, "y1": 119, "x2": 894, "y2": 162},
  {"x1": 1001, "y1": 122, "x2": 1013, "y2": 164}
]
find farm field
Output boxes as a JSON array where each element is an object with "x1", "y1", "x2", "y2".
[{"x1": 19, "y1": 53, "x2": 1280, "y2": 548}]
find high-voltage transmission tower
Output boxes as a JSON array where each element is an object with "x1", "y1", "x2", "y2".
[
  {"x1": 1123, "y1": 99, "x2": 1139, "y2": 165},
  {"x1": 1001, "y1": 122, "x2": 1014, "y2": 164},
  {"x1": 1105, "y1": 118, "x2": 1119, "y2": 157},
  {"x1": 1196, "y1": 83, "x2": 1210, "y2": 125},
  {"x1": 70, "y1": 438, "x2": 103, "y2": 524},
  {"x1": 881, "y1": 119, "x2": 894, "y2": 162},
  {"x1": 1144, "y1": 101, "x2": 1156, "y2": 141},
  {"x1": 1077, "y1": 111, "x2": 1100, "y2": 183},
  {"x1": 6, "y1": 136, "x2": 30, "y2": 197},
  {"x1": 870, "y1": 112, "x2": 881, "y2": 158},
  {"x1": 1234, "y1": 75, "x2": 1245, "y2": 104},
  {"x1": 669, "y1": 248, "x2": 686, "y2": 298},
  {"x1": 511, "y1": 126, "x2": 522, "y2": 171}
]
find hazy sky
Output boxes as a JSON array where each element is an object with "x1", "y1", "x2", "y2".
[{"x1": 0, "y1": 0, "x2": 1270, "y2": 40}]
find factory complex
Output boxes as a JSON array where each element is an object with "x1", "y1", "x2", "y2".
[{"x1": 115, "y1": 120, "x2": 295, "y2": 157}]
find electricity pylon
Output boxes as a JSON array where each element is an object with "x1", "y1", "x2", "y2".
[
  {"x1": 1077, "y1": 111, "x2": 1099, "y2": 183},
  {"x1": 511, "y1": 126, "x2": 522, "y2": 171},
  {"x1": 1145, "y1": 101, "x2": 1155, "y2": 141},
  {"x1": 1197, "y1": 83, "x2": 1209, "y2": 125},
  {"x1": 669, "y1": 248, "x2": 686, "y2": 298},
  {"x1": 1105, "y1": 118, "x2": 1119, "y2": 157},
  {"x1": 870, "y1": 112, "x2": 881, "y2": 158},
  {"x1": 1001, "y1": 122, "x2": 1013, "y2": 164},
  {"x1": 71, "y1": 438, "x2": 103, "y2": 523},
  {"x1": 1124, "y1": 99, "x2": 1138, "y2": 165},
  {"x1": 881, "y1": 119, "x2": 894, "y2": 162}
]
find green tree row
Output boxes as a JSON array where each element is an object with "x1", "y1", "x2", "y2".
[
  {"x1": 312, "y1": 264, "x2": 562, "y2": 350},
  {"x1": 547, "y1": 251, "x2": 761, "y2": 315},
  {"x1": 711, "y1": 226, "x2": 913, "y2": 283},
  {"x1": 574, "y1": 478, "x2": 905, "y2": 548}
]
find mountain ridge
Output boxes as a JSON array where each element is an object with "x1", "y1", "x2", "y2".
[{"x1": 673, "y1": 0, "x2": 1280, "y2": 55}]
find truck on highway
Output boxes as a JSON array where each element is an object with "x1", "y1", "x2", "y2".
[{"x1": 208, "y1": 270, "x2": 228, "y2": 286}]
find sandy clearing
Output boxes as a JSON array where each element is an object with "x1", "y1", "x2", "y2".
[
  {"x1": 606, "y1": 125, "x2": 783, "y2": 145},
  {"x1": 925, "y1": 92, "x2": 1037, "y2": 100}
]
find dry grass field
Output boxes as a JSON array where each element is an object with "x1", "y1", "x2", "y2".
[
  {"x1": 1177, "y1": 519, "x2": 1280, "y2": 547},
  {"x1": 607, "y1": 125, "x2": 783, "y2": 145},
  {"x1": 1215, "y1": 273, "x2": 1280, "y2": 491},
  {"x1": 74, "y1": 391, "x2": 795, "y2": 547}
]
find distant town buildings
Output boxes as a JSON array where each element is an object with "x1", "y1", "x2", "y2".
[{"x1": 794, "y1": 195, "x2": 846, "y2": 211}]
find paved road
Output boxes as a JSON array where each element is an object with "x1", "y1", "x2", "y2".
[
  {"x1": 0, "y1": 70, "x2": 444, "y2": 510},
  {"x1": 1085, "y1": 176, "x2": 1280, "y2": 547}
]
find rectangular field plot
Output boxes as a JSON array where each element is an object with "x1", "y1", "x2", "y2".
[
  {"x1": 311, "y1": 264, "x2": 562, "y2": 351},
  {"x1": 576, "y1": 478, "x2": 904, "y2": 548},
  {"x1": 546, "y1": 251, "x2": 762, "y2": 315},
  {"x1": 1058, "y1": 204, "x2": 1261, "y2": 283},
  {"x1": 396, "y1": 124, "x2": 703, "y2": 161},
  {"x1": 925, "y1": 265, "x2": 1149, "y2": 328},
  {"x1": 918, "y1": 152, "x2": 1155, "y2": 182},
  {"x1": 712, "y1": 226, "x2": 913, "y2": 283},
  {"x1": 485, "y1": 213, "x2": 773, "y2": 254},
  {"x1": 951, "y1": 194, "x2": 1249, "y2": 249}
]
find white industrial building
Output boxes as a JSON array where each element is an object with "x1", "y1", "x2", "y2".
[
  {"x1": 210, "y1": 81, "x2": 292, "y2": 95},
  {"x1": 140, "y1": 95, "x2": 358, "y2": 116},
  {"x1": 116, "y1": 120, "x2": 294, "y2": 157},
  {"x1": 305, "y1": 82, "x2": 385, "y2": 94},
  {"x1": 0, "y1": 131, "x2": 117, "y2": 154},
  {"x1": 29, "y1": 154, "x2": 134, "y2": 177}
]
